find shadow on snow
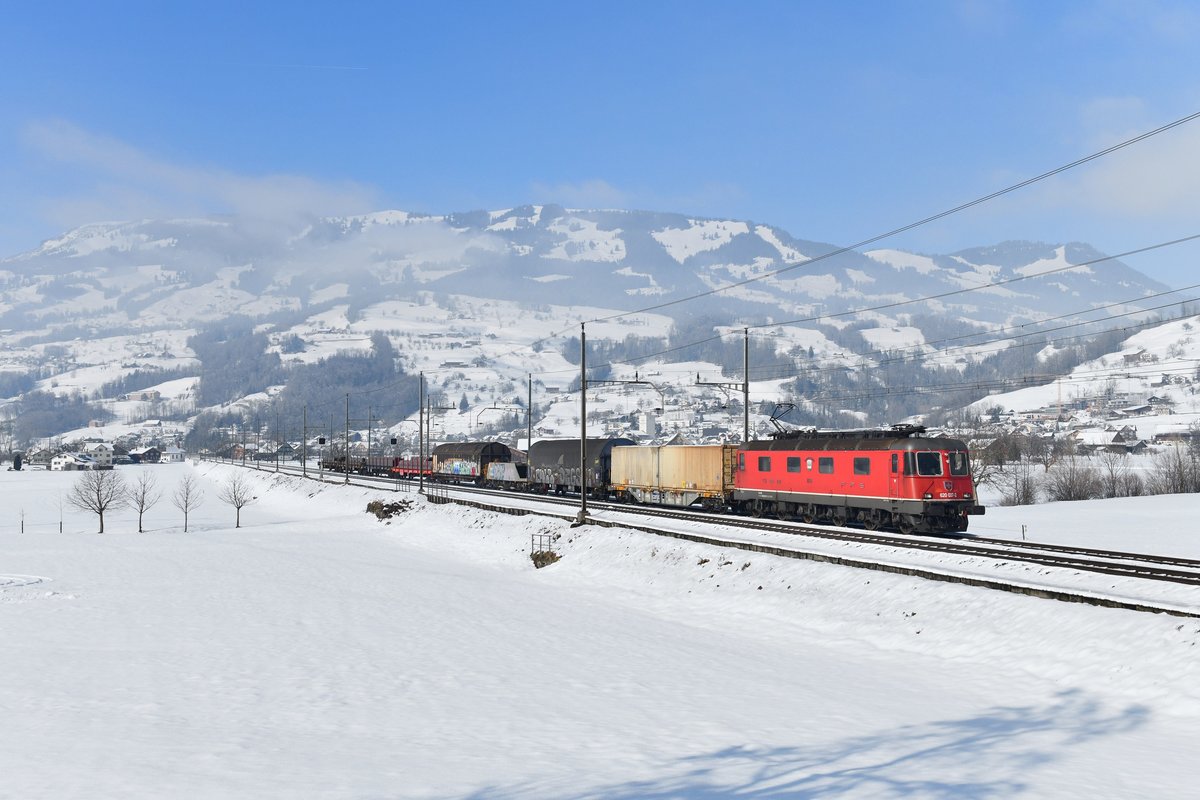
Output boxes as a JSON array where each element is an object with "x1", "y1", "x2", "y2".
[{"x1": 463, "y1": 689, "x2": 1147, "y2": 799}]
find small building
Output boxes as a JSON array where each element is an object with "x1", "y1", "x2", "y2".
[
  {"x1": 162, "y1": 446, "x2": 186, "y2": 463},
  {"x1": 82, "y1": 442, "x2": 114, "y2": 468},
  {"x1": 129, "y1": 446, "x2": 161, "y2": 464},
  {"x1": 51, "y1": 453, "x2": 98, "y2": 471},
  {"x1": 120, "y1": 390, "x2": 161, "y2": 402}
]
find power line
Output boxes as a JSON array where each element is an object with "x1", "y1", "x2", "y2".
[
  {"x1": 226, "y1": 110, "x2": 1200, "y2": 424},
  {"x1": 450, "y1": 108, "x2": 1200, "y2": 368},
  {"x1": 554, "y1": 235, "x2": 1200, "y2": 380},
  {"x1": 584, "y1": 108, "x2": 1200, "y2": 325}
]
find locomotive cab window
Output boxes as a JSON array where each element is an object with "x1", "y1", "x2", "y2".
[
  {"x1": 891, "y1": 453, "x2": 898, "y2": 473},
  {"x1": 818, "y1": 457, "x2": 834, "y2": 474},
  {"x1": 949, "y1": 451, "x2": 970, "y2": 476},
  {"x1": 758, "y1": 456, "x2": 771, "y2": 472},
  {"x1": 853, "y1": 457, "x2": 870, "y2": 475},
  {"x1": 738, "y1": 453, "x2": 745, "y2": 471},
  {"x1": 786, "y1": 457, "x2": 801, "y2": 473},
  {"x1": 915, "y1": 451, "x2": 943, "y2": 476}
]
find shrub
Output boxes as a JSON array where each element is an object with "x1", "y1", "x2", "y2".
[{"x1": 367, "y1": 500, "x2": 414, "y2": 520}]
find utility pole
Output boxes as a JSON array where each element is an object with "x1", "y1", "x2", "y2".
[
  {"x1": 743, "y1": 326, "x2": 750, "y2": 444},
  {"x1": 577, "y1": 322, "x2": 588, "y2": 526},
  {"x1": 344, "y1": 393, "x2": 351, "y2": 485},
  {"x1": 302, "y1": 405, "x2": 308, "y2": 478},
  {"x1": 696, "y1": 327, "x2": 751, "y2": 444},
  {"x1": 527, "y1": 373, "x2": 533, "y2": 452},
  {"x1": 418, "y1": 372, "x2": 425, "y2": 494}
]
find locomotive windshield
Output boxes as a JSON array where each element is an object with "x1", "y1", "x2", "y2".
[
  {"x1": 915, "y1": 451, "x2": 943, "y2": 476},
  {"x1": 948, "y1": 451, "x2": 970, "y2": 476}
]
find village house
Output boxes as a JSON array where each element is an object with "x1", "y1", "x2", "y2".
[
  {"x1": 81, "y1": 442, "x2": 114, "y2": 468},
  {"x1": 128, "y1": 446, "x2": 161, "y2": 464},
  {"x1": 120, "y1": 390, "x2": 162, "y2": 402},
  {"x1": 50, "y1": 453, "x2": 98, "y2": 471}
]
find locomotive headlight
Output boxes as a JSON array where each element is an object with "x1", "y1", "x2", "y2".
[
  {"x1": 964, "y1": 492, "x2": 972, "y2": 499},
  {"x1": 923, "y1": 492, "x2": 932, "y2": 500}
]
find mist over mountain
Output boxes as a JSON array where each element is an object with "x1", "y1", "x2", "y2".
[
  {"x1": 1, "y1": 206, "x2": 1170, "y2": 335},
  {"x1": 0, "y1": 205, "x2": 1183, "y2": 447}
]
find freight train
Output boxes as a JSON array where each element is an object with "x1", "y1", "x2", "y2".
[{"x1": 321, "y1": 424, "x2": 984, "y2": 534}]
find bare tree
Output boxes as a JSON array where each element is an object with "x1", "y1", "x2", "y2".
[
  {"x1": 1026, "y1": 436, "x2": 1056, "y2": 472},
  {"x1": 218, "y1": 472, "x2": 256, "y2": 528},
  {"x1": 172, "y1": 474, "x2": 204, "y2": 533},
  {"x1": 1147, "y1": 445, "x2": 1200, "y2": 495},
  {"x1": 66, "y1": 469, "x2": 128, "y2": 534},
  {"x1": 1045, "y1": 456, "x2": 1101, "y2": 502},
  {"x1": 997, "y1": 459, "x2": 1039, "y2": 507},
  {"x1": 1096, "y1": 450, "x2": 1134, "y2": 499},
  {"x1": 128, "y1": 470, "x2": 162, "y2": 533}
]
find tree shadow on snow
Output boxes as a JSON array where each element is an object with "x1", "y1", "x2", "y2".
[{"x1": 463, "y1": 689, "x2": 1147, "y2": 799}]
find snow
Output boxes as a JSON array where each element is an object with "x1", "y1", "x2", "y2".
[
  {"x1": 1016, "y1": 245, "x2": 1092, "y2": 278},
  {"x1": 544, "y1": 217, "x2": 626, "y2": 262},
  {"x1": 653, "y1": 220, "x2": 750, "y2": 263},
  {"x1": 859, "y1": 325, "x2": 927, "y2": 351},
  {"x1": 2, "y1": 462, "x2": 1199, "y2": 797},
  {"x1": 866, "y1": 248, "x2": 940, "y2": 274},
  {"x1": 309, "y1": 283, "x2": 349, "y2": 304},
  {"x1": 754, "y1": 225, "x2": 808, "y2": 262},
  {"x1": 968, "y1": 313, "x2": 1200, "y2": 425}
]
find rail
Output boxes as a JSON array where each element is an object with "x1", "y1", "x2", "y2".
[{"x1": 211, "y1": 458, "x2": 1200, "y2": 618}]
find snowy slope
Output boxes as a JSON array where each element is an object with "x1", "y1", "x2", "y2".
[
  {"x1": 969, "y1": 312, "x2": 1200, "y2": 437},
  {"x1": 0, "y1": 208, "x2": 1181, "y2": 447},
  {"x1": 1, "y1": 463, "x2": 1199, "y2": 798}
]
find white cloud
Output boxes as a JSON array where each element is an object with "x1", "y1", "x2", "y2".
[
  {"x1": 529, "y1": 178, "x2": 630, "y2": 209},
  {"x1": 22, "y1": 119, "x2": 379, "y2": 229},
  {"x1": 1051, "y1": 103, "x2": 1200, "y2": 219},
  {"x1": 529, "y1": 177, "x2": 747, "y2": 219}
]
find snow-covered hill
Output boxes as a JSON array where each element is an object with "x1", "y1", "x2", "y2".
[
  {"x1": 968, "y1": 312, "x2": 1200, "y2": 440},
  {"x1": 0, "y1": 206, "x2": 1186, "y2": 446}
]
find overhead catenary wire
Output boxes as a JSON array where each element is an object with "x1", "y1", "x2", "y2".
[
  {"x1": 584, "y1": 108, "x2": 1200, "y2": 325},
  {"x1": 255, "y1": 109, "x2": 1200, "y2": 423},
  {"x1": 405, "y1": 108, "x2": 1200, "y2": 380},
  {"x1": 527, "y1": 238, "x2": 1200, "y2": 384}
]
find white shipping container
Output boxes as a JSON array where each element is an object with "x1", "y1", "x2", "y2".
[{"x1": 610, "y1": 445, "x2": 737, "y2": 507}]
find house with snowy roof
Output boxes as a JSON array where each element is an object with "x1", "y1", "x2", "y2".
[{"x1": 81, "y1": 442, "x2": 114, "y2": 467}]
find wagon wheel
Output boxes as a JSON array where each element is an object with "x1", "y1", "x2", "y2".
[
  {"x1": 896, "y1": 515, "x2": 916, "y2": 535},
  {"x1": 862, "y1": 513, "x2": 881, "y2": 531},
  {"x1": 800, "y1": 508, "x2": 815, "y2": 524}
]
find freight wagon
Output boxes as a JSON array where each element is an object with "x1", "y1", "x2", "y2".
[
  {"x1": 430, "y1": 441, "x2": 518, "y2": 485},
  {"x1": 610, "y1": 444, "x2": 738, "y2": 509},
  {"x1": 528, "y1": 437, "x2": 635, "y2": 496}
]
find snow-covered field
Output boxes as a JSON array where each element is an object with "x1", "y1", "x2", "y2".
[{"x1": 3, "y1": 463, "x2": 1199, "y2": 798}]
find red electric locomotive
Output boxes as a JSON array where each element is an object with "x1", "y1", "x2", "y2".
[{"x1": 733, "y1": 424, "x2": 984, "y2": 534}]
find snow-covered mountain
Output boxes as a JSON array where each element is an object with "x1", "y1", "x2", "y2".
[
  {"x1": 1, "y1": 207, "x2": 1172, "y2": 333},
  {"x1": 0, "y1": 206, "x2": 1185, "y2": 446}
]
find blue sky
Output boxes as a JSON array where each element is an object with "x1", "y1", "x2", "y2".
[{"x1": 2, "y1": 1, "x2": 1199, "y2": 285}]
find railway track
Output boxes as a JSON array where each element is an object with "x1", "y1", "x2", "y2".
[{"x1": 218, "y1": 459, "x2": 1200, "y2": 616}]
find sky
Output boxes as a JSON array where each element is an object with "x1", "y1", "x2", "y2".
[{"x1": 2, "y1": 1, "x2": 1200, "y2": 286}]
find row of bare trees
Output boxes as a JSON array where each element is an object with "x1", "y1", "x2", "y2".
[
  {"x1": 988, "y1": 447, "x2": 1200, "y2": 506},
  {"x1": 65, "y1": 470, "x2": 256, "y2": 533}
]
